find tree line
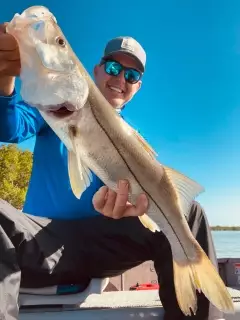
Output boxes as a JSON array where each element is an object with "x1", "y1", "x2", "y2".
[
  {"x1": 211, "y1": 226, "x2": 240, "y2": 231},
  {"x1": 0, "y1": 144, "x2": 32, "y2": 209}
]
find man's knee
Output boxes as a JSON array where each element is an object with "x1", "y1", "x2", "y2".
[
  {"x1": 188, "y1": 200, "x2": 207, "y2": 224},
  {"x1": 187, "y1": 200, "x2": 211, "y2": 239}
]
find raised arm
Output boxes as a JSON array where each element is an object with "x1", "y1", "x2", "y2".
[{"x1": 0, "y1": 23, "x2": 45, "y2": 143}]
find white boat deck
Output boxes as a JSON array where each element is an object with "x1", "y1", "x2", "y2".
[{"x1": 19, "y1": 287, "x2": 240, "y2": 320}]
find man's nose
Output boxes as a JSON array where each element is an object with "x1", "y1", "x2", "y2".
[{"x1": 117, "y1": 70, "x2": 126, "y2": 84}]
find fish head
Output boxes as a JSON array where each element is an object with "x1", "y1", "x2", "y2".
[{"x1": 6, "y1": 6, "x2": 89, "y2": 119}]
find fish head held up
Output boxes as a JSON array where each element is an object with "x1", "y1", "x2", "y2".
[{"x1": 6, "y1": 6, "x2": 89, "y2": 118}]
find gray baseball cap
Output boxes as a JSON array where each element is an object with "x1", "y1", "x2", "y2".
[{"x1": 102, "y1": 36, "x2": 146, "y2": 72}]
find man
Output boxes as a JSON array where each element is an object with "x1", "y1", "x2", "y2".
[{"x1": 0, "y1": 23, "x2": 224, "y2": 320}]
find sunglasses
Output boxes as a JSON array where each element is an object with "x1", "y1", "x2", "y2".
[{"x1": 101, "y1": 59, "x2": 142, "y2": 84}]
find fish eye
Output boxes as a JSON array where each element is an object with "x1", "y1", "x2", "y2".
[{"x1": 56, "y1": 36, "x2": 66, "y2": 47}]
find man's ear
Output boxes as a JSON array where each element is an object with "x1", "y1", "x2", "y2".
[{"x1": 136, "y1": 80, "x2": 142, "y2": 92}]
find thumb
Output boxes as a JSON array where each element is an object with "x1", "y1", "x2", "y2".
[{"x1": 0, "y1": 23, "x2": 8, "y2": 33}]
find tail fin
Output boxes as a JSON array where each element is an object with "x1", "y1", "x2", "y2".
[{"x1": 173, "y1": 245, "x2": 235, "y2": 316}]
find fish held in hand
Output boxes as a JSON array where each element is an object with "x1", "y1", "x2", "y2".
[{"x1": 6, "y1": 6, "x2": 235, "y2": 316}]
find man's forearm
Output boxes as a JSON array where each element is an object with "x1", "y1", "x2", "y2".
[{"x1": 0, "y1": 76, "x2": 15, "y2": 96}]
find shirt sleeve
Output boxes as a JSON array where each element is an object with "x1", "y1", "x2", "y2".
[{"x1": 0, "y1": 89, "x2": 46, "y2": 143}]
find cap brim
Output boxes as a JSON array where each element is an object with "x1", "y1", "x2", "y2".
[{"x1": 103, "y1": 49, "x2": 145, "y2": 72}]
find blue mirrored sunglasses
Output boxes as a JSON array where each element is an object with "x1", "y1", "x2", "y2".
[{"x1": 101, "y1": 59, "x2": 142, "y2": 84}]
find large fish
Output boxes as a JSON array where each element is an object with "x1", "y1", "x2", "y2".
[{"x1": 6, "y1": 6, "x2": 234, "y2": 316}]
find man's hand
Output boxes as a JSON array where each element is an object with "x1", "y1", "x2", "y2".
[
  {"x1": 92, "y1": 180, "x2": 148, "y2": 219},
  {"x1": 0, "y1": 23, "x2": 20, "y2": 76},
  {"x1": 0, "y1": 23, "x2": 20, "y2": 96}
]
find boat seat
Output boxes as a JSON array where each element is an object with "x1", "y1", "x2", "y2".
[{"x1": 19, "y1": 277, "x2": 109, "y2": 307}]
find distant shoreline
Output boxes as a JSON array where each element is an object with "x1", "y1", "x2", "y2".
[{"x1": 210, "y1": 226, "x2": 240, "y2": 231}]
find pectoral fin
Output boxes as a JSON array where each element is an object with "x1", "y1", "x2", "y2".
[{"x1": 68, "y1": 150, "x2": 92, "y2": 199}]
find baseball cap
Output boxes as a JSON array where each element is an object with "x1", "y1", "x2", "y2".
[{"x1": 102, "y1": 36, "x2": 146, "y2": 72}]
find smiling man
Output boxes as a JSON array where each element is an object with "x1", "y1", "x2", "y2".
[
  {"x1": 0, "y1": 27, "x2": 224, "y2": 320},
  {"x1": 94, "y1": 37, "x2": 144, "y2": 110}
]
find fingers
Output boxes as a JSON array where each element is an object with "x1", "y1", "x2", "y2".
[
  {"x1": 93, "y1": 181, "x2": 128, "y2": 219},
  {"x1": 0, "y1": 24, "x2": 20, "y2": 76},
  {"x1": 102, "y1": 189, "x2": 117, "y2": 217},
  {"x1": 0, "y1": 60, "x2": 20, "y2": 76},
  {"x1": 0, "y1": 49, "x2": 19, "y2": 61},
  {"x1": 93, "y1": 180, "x2": 149, "y2": 220},
  {"x1": 92, "y1": 186, "x2": 109, "y2": 212},
  {"x1": 112, "y1": 180, "x2": 129, "y2": 218},
  {"x1": 124, "y1": 193, "x2": 148, "y2": 218},
  {"x1": 0, "y1": 33, "x2": 18, "y2": 51},
  {"x1": 0, "y1": 23, "x2": 7, "y2": 33},
  {"x1": 93, "y1": 180, "x2": 129, "y2": 219}
]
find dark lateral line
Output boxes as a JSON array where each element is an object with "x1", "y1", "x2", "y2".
[{"x1": 91, "y1": 107, "x2": 188, "y2": 258}]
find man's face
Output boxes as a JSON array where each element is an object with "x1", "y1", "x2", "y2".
[{"x1": 94, "y1": 52, "x2": 142, "y2": 109}]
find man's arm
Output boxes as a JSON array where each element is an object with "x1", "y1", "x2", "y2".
[
  {"x1": 0, "y1": 23, "x2": 46, "y2": 143},
  {"x1": 0, "y1": 85, "x2": 46, "y2": 143}
]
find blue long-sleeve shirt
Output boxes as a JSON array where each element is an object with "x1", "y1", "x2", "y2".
[{"x1": 0, "y1": 89, "x2": 104, "y2": 219}]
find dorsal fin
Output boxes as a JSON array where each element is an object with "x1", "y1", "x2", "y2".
[
  {"x1": 119, "y1": 117, "x2": 158, "y2": 159},
  {"x1": 163, "y1": 165, "x2": 205, "y2": 218},
  {"x1": 133, "y1": 129, "x2": 158, "y2": 159}
]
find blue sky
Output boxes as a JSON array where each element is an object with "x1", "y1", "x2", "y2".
[{"x1": 1, "y1": 0, "x2": 240, "y2": 225}]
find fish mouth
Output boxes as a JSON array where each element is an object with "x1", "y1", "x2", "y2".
[{"x1": 47, "y1": 102, "x2": 76, "y2": 118}]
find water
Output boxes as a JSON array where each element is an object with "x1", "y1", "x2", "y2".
[{"x1": 212, "y1": 231, "x2": 240, "y2": 258}]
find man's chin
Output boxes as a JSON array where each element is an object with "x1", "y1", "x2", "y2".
[{"x1": 108, "y1": 97, "x2": 125, "y2": 110}]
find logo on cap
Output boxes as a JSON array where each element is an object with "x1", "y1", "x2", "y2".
[{"x1": 121, "y1": 38, "x2": 135, "y2": 52}]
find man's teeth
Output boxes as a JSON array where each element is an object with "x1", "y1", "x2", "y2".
[{"x1": 109, "y1": 86, "x2": 123, "y2": 93}]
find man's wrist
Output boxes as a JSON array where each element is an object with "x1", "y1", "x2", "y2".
[{"x1": 0, "y1": 76, "x2": 15, "y2": 96}]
